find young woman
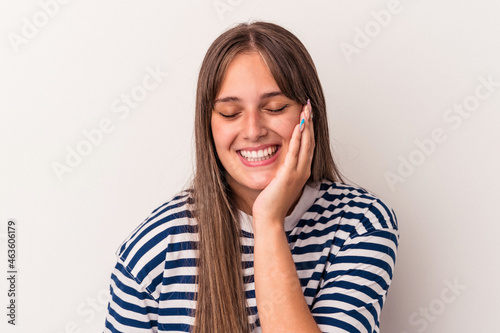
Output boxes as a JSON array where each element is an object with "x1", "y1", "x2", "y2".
[{"x1": 104, "y1": 21, "x2": 399, "y2": 333}]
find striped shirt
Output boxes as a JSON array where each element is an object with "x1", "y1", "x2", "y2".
[{"x1": 104, "y1": 181, "x2": 399, "y2": 333}]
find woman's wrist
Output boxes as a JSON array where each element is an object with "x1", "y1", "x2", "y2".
[{"x1": 252, "y1": 216, "x2": 285, "y2": 236}]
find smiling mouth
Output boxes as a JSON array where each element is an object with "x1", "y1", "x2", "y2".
[{"x1": 238, "y1": 145, "x2": 278, "y2": 162}]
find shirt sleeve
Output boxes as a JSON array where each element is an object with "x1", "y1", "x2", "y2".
[
  {"x1": 311, "y1": 200, "x2": 399, "y2": 333},
  {"x1": 104, "y1": 259, "x2": 159, "y2": 333}
]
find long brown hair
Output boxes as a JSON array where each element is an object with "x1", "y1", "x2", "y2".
[{"x1": 191, "y1": 21, "x2": 343, "y2": 332}]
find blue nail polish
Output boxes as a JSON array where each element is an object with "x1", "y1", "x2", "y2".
[{"x1": 300, "y1": 118, "x2": 305, "y2": 130}]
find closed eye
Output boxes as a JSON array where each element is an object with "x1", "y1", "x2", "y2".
[
  {"x1": 218, "y1": 112, "x2": 238, "y2": 118},
  {"x1": 267, "y1": 104, "x2": 288, "y2": 113}
]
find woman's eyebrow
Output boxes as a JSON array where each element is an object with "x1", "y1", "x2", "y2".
[{"x1": 214, "y1": 91, "x2": 284, "y2": 104}]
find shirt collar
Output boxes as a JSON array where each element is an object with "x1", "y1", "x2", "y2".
[{"x1": 238, "y1": 182, "x2": 321, "y2": 234}]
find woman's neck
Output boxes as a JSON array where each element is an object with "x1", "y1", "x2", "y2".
[{"x1": 231, "y1": 187, "x2": 260, "y2": 216}]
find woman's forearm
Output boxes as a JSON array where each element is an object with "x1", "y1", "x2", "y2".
[{"x1": 252, "y1": 220, "x2": 321, "y2": 333}]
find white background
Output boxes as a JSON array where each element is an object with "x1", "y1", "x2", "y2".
[{"x1": 1, "y1": 1, "x2": 499, "y2": 332}]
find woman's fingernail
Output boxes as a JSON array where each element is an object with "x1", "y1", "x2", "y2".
[
  {"x1": 307, "y1": 99, "x2": 312, "y2": 119},
  {"x1": 299, "y1": 118, "x2": 305, "y2": 131}
]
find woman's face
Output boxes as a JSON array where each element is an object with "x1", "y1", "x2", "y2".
[{"x1": 211, "y1": 52, "x2": 302, "y2": 202}]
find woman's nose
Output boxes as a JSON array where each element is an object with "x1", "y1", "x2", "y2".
[{"x1": 242, "y1": 110, "x2": 267, "y2": 141}]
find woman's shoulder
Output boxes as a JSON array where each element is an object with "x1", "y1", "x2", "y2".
[
  {"x1": 115, "y1": 189, "x2": 196, "y2": 264},
  {"x1": 313, "y1": 180, "x2": 398, "y2": 233}
]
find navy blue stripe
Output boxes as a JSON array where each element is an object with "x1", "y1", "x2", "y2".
[
  {"x1": 313, "y1": 314, "x2": 361, "y2": 333},
  {"x1": 328, "y1": 255, "x2": 394, "y2": 279},
  {"x1": 158, "y1": 322, "x2": 192, "y2": 332},
  {"x1": 324, "y1": 269, "x2": 391, "y2": 291},
  {"x1": 373, "y1": 198, "x2": 398, "y2": 229},
  {"x1": 158, "y1": 307, "x2": 193, "y2": 316},
  {"x1": 104, "y1": 318, "x2": 120, "y2": 333},
  {"x1": 313, "y1": 293, "x2": 379, "y2": 330},
  {"x1": 120, "y1": 195, "x2": 189, "y2": 254},
  {"x1": 107, "y1": 304, "x2": 158, "y2": 329},
  {"x1": 163, "y1": 274, "x2": 197, "y2": 285},
  {"x1": 121, "y1": 207, "x2": 193, "y2": 261},
  {"x1": 111, "y1": 263, "x2": 155, "y2": 301},
  {"x1": 127, "y1": 221, "x2": 195, "y2": 271}
]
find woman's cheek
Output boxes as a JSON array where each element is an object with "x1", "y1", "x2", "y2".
[{"x1": 271, "y1": 117, "x2": 297, "y2": 140}]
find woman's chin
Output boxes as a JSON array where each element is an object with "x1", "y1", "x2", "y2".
[
  {"x1": 245, "y1": 173, "x2": 276, "y2": 191},
  {"x1": 229, "y1": 177, "x2": 272, "y2": 194},
  {"x1": 226, "y1": 170, "x2": 278, "y2": 196}
]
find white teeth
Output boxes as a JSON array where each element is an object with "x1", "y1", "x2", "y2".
[{"x1": 239, "y1": 146, "x2": 278, "y2": 162}]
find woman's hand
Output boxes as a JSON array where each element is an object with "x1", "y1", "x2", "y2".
[{"x1": 252, "y1": 99, "x2": 315, "y2": 226}]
